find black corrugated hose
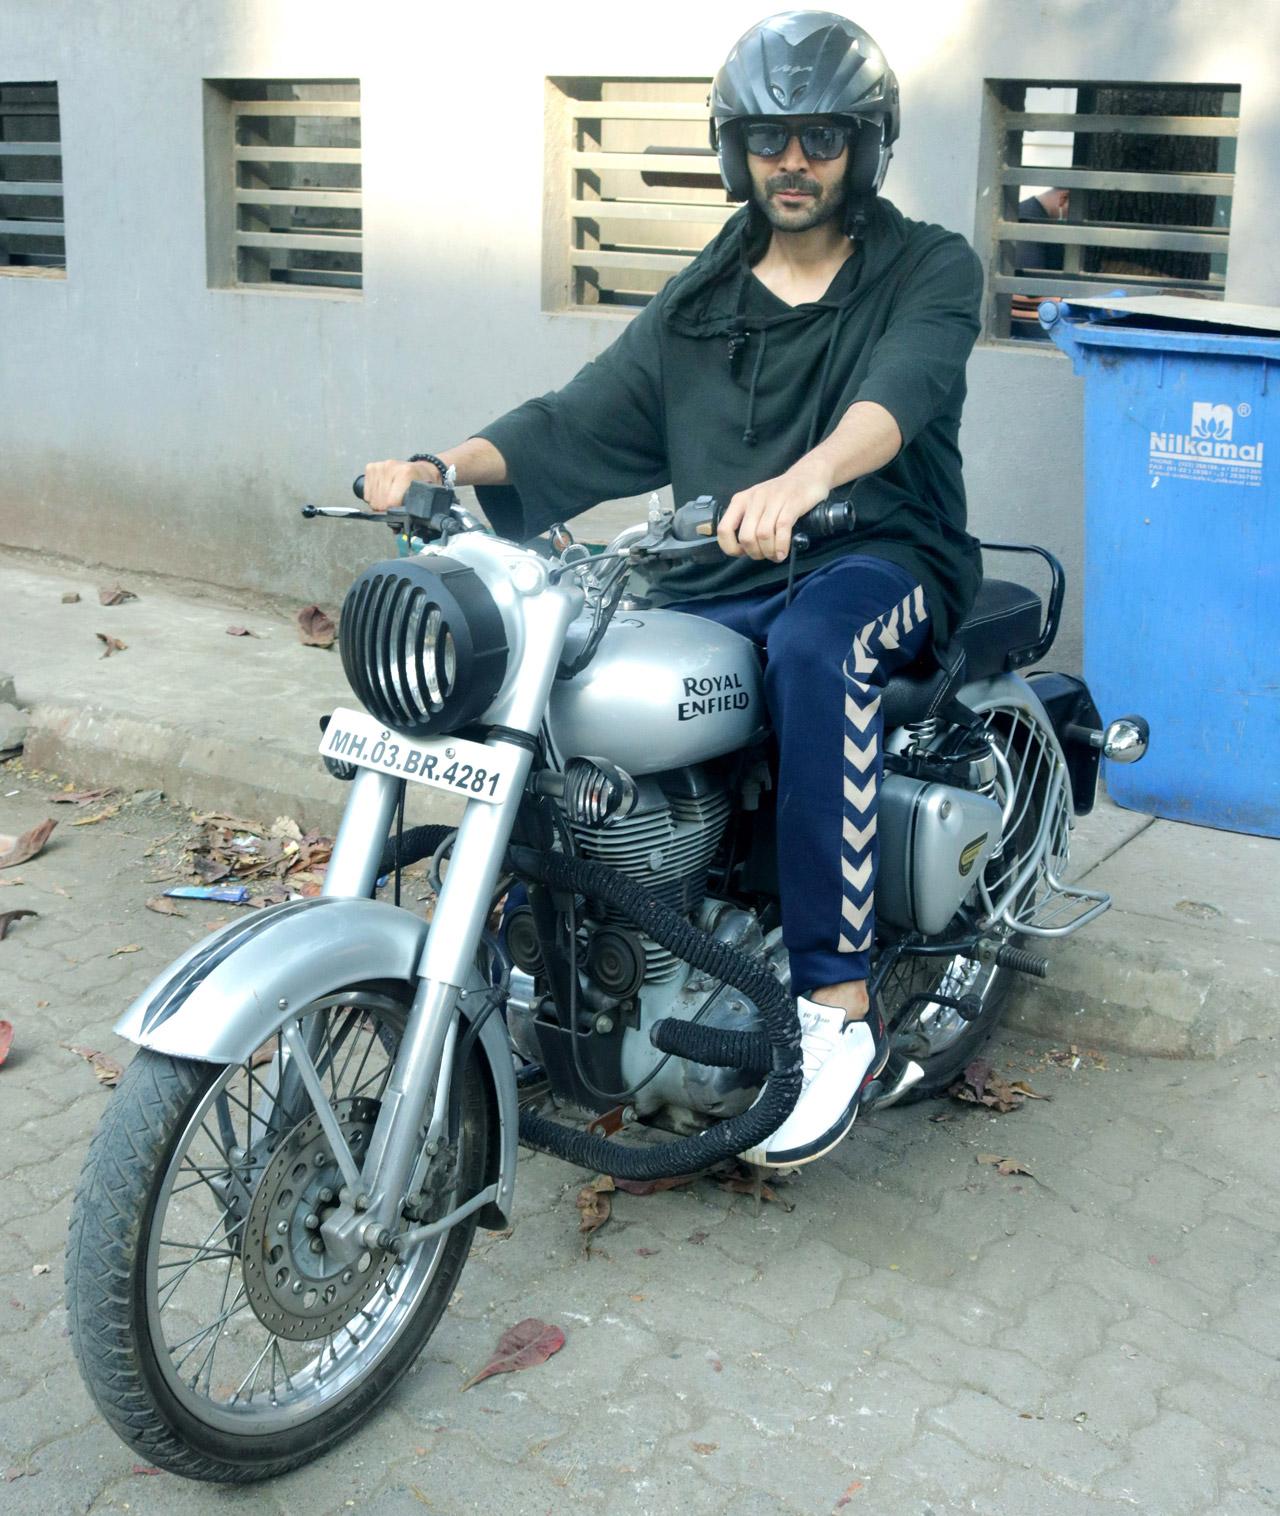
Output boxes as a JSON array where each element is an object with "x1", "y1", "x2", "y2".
[
  {"x1": 509, "y1": 845, "x2": 803, "y2": 1179},
  {"x1": 378, "y1": 823, "x2": 455, "y2": 878},
  {"x1": 648, "y1": 1018, "x2": 771, "y2": 1078}
]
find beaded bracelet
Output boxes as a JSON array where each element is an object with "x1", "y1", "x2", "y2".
[{"x1": 409, "y1": 452, "x2": 456, "y2": 487}]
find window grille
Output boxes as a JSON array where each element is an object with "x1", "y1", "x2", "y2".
[
  {"x1": 979, "y1": 80, "x2": 1239, "y2": 341},
  {"x1": 207, "y1": 79, "x2": 361, "y2": 293},
  {"x1": 0, "y1": 82, "x2": 64, "y2": 276},
  {"x1": 545, "y1": 77, "x2": 732, "y2": 311}
]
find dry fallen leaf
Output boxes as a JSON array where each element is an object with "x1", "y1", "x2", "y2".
[
  {"x1": 461, "y1": 1318, "x2": 566, "y2": 1391},
  {"x1": 1008, "y1": 1079, "x2": 1049, "y2": 1101},
  {"x1": 51, "y1": 788, "x2": 113, "y2": 806},
  {"x1": 98, "y1": 584, "x2": 138, "y2": 606},
  {"x1": 110, "y1": 943, "x2": 142, "y2": 957},
  {"x1": 950, "y1": 1057, "x2": 1029, "y2": 1114},
  {"x1": 296, "y1": 604, "x2": 336, "y2": 648},
  {"x1": 613, "y1": 1174, "x2": 697, "y2": 1197},
  {"x1": 691, "y1": 1442, "x2": 718, "y2": 1455},
  {"x1": 976, "y1": 1153, "x2": 1035, "y2": 1177},
  {"x1": 97, "y1": 632, "x2": 127, "y2": 658},
  {"x1": 834, "y1": 1479, "x2": 866, "y2": 1508},
  {"x1": 145, "y1": 895, "x2": 185, "y2": 917},
  {"x1": 0, "y1": 818, "x2": 56, "y2": 870},
  {"x1": 65, "y1": 1044, "x2": 124, "y2": 1087},
  {"x1": 714, "y1": 1160, "x2": 794, "y2": 1210},
  {"x1": 71, "y1": 803, "x2": 121, "y2": 827},
  {"x1": 225, "y1": 625, "x2": 259, "y2": 638},
  {"x1": 0, "y1": 1021, "x2": 12, "y2": 1068},
  {"x1": 576, "y1": 1174, "x2": 614, "y2": 1245},
  {"x1": 0, "y1": 909, "x2": 37, "y2": 941},
  {"x1": 61, "y1": 590, "x2": 81, "y2": 604}
]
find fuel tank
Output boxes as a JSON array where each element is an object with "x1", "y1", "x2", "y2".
[{"x1": 547, "y1": 609, "x2": 766, "y2": 776}]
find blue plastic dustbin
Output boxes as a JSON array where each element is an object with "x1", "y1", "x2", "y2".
[{"x1": 1043, "y1": 297, "x2": 1280, "y2": 838}]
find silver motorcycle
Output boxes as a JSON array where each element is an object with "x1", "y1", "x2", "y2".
[{"x1": 66, "y1": 480, "x2": 1147, "y2": 1481}]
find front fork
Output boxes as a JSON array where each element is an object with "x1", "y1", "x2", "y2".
[{"x1": 307, "y1": 567, "x2": 581, "y2": 1262}]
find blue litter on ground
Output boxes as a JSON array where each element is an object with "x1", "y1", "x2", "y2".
[{"x1": 164, "y1": 884, "x2": 252, "y2": 904}]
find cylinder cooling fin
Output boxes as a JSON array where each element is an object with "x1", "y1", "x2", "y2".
[
  {"x1": 339, "y1": 556, "x2": 509, "y2": 737},
  {"x1": 565, "y1": 770, "x2": 731, "y2": 983}
]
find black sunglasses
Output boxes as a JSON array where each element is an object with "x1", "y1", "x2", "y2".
[{"x1": 742, "y1": 121, "x2": 850, "y2": 161}]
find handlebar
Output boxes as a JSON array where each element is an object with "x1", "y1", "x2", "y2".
[{"x1": 305, "y1": 480, "x2": 856, "y2": 564}]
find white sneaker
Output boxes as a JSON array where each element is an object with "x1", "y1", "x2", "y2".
[{"x1": 741, "y1": 995, "x2": 888, "y2": 1168}]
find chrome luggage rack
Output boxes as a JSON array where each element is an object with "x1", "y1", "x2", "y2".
[{"x1": 977, "y1": 706, "x2": 1112, "y2": 940}]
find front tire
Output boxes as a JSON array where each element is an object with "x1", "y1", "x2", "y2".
[{"x1": 66, "y1": 987, "x2": 491, "y2": 1482}]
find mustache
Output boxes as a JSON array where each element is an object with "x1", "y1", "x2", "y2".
[{"x1": 766, "y1": 173, "x2": 822, "y2": 196}]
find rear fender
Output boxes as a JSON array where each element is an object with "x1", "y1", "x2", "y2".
[{"x1": 113, "y1": 896, "x2": 517, "y2": 1226}]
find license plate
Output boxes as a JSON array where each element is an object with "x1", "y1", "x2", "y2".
[{"x1": 319, "y1": 707, "x2": 519, "y2": 804}]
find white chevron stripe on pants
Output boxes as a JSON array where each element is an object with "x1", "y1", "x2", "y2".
[{"x1": 836, "y1": 586, "x2": 933, "y2": 955}]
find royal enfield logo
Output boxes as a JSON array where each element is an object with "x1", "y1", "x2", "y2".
[
  {"x1": 1149, "y1": 399, "x2": 1264, "y2": 488},
  {"x1": 677, "y1": 671, "x2": 750, "y2": 722}
]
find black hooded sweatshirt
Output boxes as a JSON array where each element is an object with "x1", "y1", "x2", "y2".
[{"x1": 475, "y1": 197, "x2": 984, "y2": 646}]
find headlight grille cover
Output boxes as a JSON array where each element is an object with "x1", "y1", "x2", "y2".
[{"x1": 339, "y1": 556, "x2": 508, "y2": 736}]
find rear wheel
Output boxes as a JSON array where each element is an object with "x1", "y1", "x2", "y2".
[
  {"x1": 877, "y1": 700, "x2": 1055, "y2": 1101},
  {"x1": 66, "y1": 986, "x2": 492, "y2": 1483}
]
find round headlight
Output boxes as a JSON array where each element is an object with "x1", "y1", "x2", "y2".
[{"x1": 339, "y1": 556, "x2": 509, "y2": 736}]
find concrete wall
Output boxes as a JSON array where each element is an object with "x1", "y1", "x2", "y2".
[{"x1": 2, "y1": 0, "x2": 1278, "y2": 675}]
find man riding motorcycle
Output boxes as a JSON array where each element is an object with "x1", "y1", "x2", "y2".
[{"x1": 362, "y1": 9, "x2": 984, "y2": 1168}]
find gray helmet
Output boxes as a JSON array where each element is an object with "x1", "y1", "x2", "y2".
[{"x1": 709, "y1": 11, "x2": 900, "y2": 208}]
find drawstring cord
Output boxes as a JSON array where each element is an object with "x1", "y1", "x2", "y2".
[{"x1": 741, "y1": 329, "x2": 768, "y2": 447}]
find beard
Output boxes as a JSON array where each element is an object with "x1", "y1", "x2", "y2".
[{"x1": 755, "y1": 170, "x2": 848, "y2": 233}]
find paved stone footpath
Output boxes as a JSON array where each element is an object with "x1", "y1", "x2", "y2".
[{"x1": 1, "y1": 766, "x2": 1277, "y2": 1516}]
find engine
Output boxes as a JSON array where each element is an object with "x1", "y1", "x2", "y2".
[{"x1": 565, "y1": 766, "x2": 730, "y2": 984}]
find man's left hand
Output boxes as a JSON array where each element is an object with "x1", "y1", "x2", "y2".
[{"x1": 717, "y1": 464, "x2": 832, "y2": 562}]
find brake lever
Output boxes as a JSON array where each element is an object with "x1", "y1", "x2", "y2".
[{"x1": 625, "y1": 532, "x2": 723, "y2": 563}]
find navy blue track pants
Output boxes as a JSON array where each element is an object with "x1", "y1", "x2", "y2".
[{"x1": 680, "y1": 554, "x2": 931, "y2": 997}]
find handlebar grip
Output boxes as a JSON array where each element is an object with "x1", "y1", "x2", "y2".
[
  {"x1": 352, "y1": 474, "x2": 367, "y2": 501},
  {"x1": 797, "y1": 498, "x2": 856, "y2": 539}
]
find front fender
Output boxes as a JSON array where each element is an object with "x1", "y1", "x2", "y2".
[
  {"x1": 113, "y1": 897, "x2": 517, "y2": 1226},
  {"x1": 116, "y1": 898, "x2": 431, "y2": 1061}
]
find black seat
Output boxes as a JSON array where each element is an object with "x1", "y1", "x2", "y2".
[
  {"x1": 955, "y1": 578, "x2": 1043, "y2": 681},
  {"x1": 881, "y1": 578, "x2": 1043, "y2": 729}
]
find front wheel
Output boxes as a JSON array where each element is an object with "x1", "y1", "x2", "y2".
[{"x1": 65, "y1": 986, "x2": 492, "y2": 1483}]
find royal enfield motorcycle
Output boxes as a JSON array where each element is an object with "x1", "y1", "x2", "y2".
[{"x1": 66, "y1": 480, "x2": 1147, "y2": 1481}]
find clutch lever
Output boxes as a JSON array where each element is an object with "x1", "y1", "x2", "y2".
[{"x1": 301, "y1": 503, "x2": 408, "y2": 530}]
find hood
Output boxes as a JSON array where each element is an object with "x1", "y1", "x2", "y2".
[{"x1": 662, "y1": 195, "x2": 925, "y2": 338}]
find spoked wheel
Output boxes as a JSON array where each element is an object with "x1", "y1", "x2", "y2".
[
  {"x1": 66, "y1": 985, "x2": 492, "y2": 1483},
  {"x1": 877, "y1": 700, "x2": 1053, "y2": 1101}
]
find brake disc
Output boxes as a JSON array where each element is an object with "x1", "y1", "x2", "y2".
[{"x1": 241, "y1": 1097, "x2": 394, "y2": 1342}]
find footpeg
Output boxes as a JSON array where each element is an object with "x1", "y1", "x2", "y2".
[{"x1": 995, "y1": 944, "x2": 1050, "y2": 978}]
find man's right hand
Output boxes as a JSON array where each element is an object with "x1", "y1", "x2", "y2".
[{"x1": 361, "y1": 458, "x2": 440, "y2": 513}]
